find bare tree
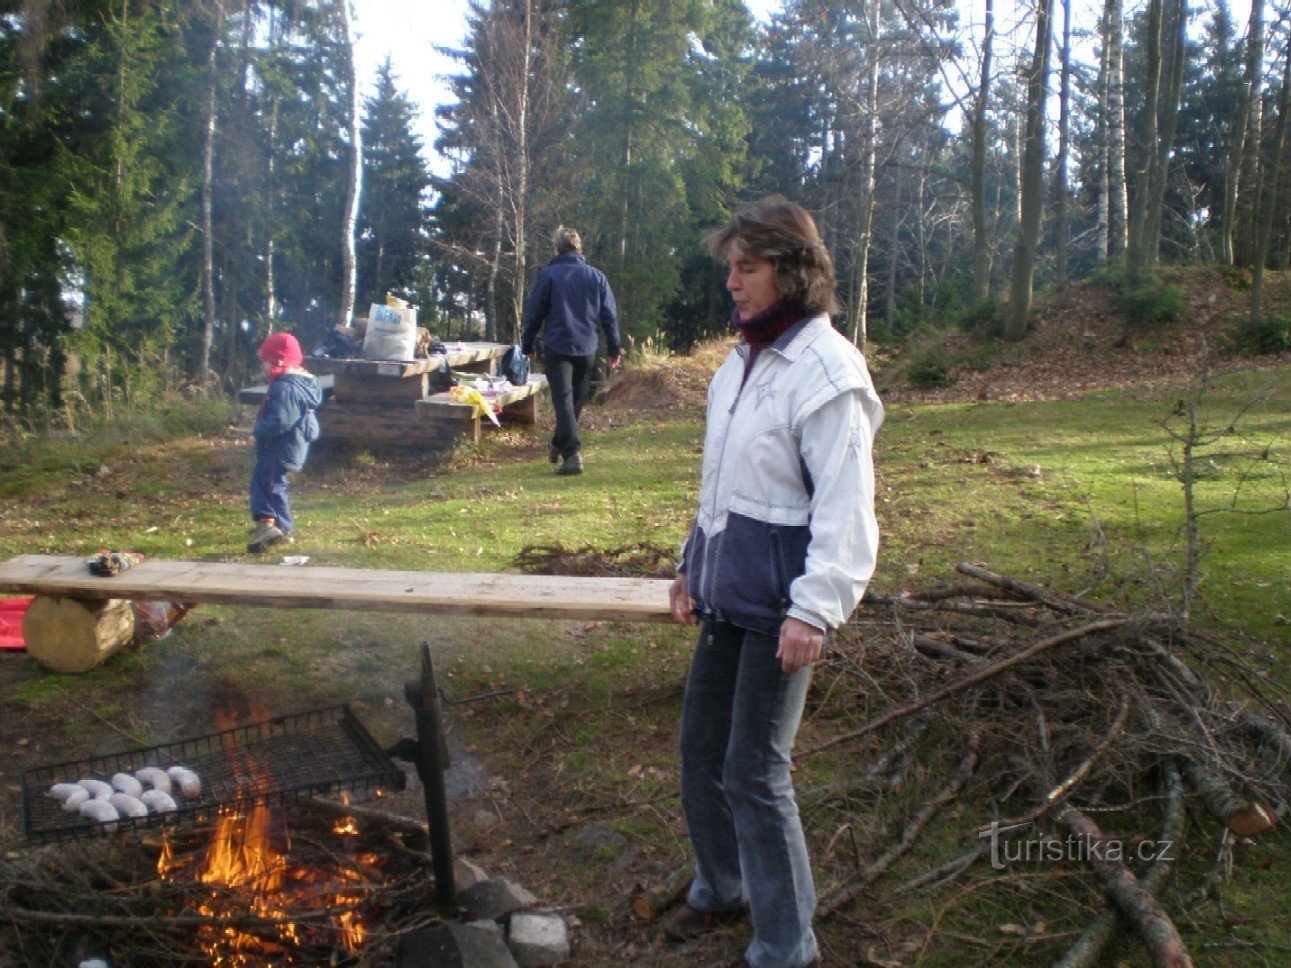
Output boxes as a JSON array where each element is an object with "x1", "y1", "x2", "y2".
[
  {"x1": 1251, "y1": 45, "x2": 1291, "y2": 321},
  {"x1": 1054, "y1": 0, "x2": 1071, "y2": 290},
  {"x1": 1145, "y1": 0, "x2": 1188, "y2": 271},
  {"x1": 197, "y1": 0, "x2": 224, "y2": 381}
]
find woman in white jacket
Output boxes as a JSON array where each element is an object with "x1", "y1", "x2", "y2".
[{"x1": 667, "y1": 196, "x2": 883, "y2": 968}]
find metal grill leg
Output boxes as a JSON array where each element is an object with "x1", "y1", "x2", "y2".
[{"x1": 404, "y1": 642, "x2": 456, "y2": 909}]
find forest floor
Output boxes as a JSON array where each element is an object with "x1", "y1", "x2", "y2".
[{"x1": 0, "y1": 267, "x2": 1287, "y2": 967}]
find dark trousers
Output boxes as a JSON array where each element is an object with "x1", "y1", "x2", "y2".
[
  {"x1": 544, "y1": 349, "x2": 594, "y2": 459},
  {"x1": 249, "y1": 452, "x2": 293, "y2": 532}
]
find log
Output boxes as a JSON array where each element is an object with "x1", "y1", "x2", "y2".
[
  {"x1": 1178, "y1": 757, "x2": 1276, "y2": 837},
  {"x1": 1055, "y1": 762, "x2": 1187, "y2": 968},
  {"x1": 1056, "y1": 805, "x2": 1195, "y2": 968},
  {"x1": 23, "y1": 596, "x2": 136, "y2": 673}
]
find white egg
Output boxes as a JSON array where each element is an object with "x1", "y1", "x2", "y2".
[
  {"x1": 135, "y1": 768, "x2": 172, "y2": 793},
  {"x1": 111, "y1": 773, "x2": 143, "y2": 798},
  {"x1": 48, "y1": 783, "x2": 83, "y2": 801},
  {"x1": 77, "y1": 779, "x2": 114, "y2": 799},
  {"x1": 141, "y1": 790, "x2": 177, "y2": 813},
  {"x1": 169, "y1": 768, "x2": 202, "y2": 799},
  {"x1": 107, "y1": 793, "x2": 148, "y2": 818},
  {"x1": 62, "y1": 788, "x2": 90, "y2": 812},
  {"x1": 78, "y1": 798, "x2": 120, "y2": 831}
]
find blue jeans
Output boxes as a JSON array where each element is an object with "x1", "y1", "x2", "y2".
[
  {"x1": 249, "y1": 452, "x2": 293, "y2": 532},
  {"x1": 543, "y1": 349, "x2": 593, "y2": 459},
  {"x1": 679, "y1": 619, "x2": 818, "y2": 968}
]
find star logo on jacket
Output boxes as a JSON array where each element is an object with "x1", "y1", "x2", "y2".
[{"x1": 755, "y1": 380, "x2": 778, "y2": 409}]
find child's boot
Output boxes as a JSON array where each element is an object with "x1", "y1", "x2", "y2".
[{"x1": 248, "y1": 519, "x2": 286, "y2": 553}]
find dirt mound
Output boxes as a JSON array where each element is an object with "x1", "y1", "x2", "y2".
[{"x1": 594, "y1": 368, "x2": 678, "y2": 410}]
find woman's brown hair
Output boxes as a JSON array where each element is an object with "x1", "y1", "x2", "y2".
[{"x1": 703, "y1": 195, "x2": 841, "y2": 315}]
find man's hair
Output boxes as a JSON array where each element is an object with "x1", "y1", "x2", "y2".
[
  {"x1": 703, "y1": 195, "x2": 841, "y2": 315},
  {"x1": 553, "y1": 226, "x2": 582, "y2": 254}
]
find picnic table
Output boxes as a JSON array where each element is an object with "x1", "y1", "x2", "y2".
[{"x1": 239, "y1": 342, "x2": 549, "y2": 450}]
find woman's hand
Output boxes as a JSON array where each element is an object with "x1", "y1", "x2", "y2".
[
  {"x1": 669, "y1": 574, "x2": 695, "y2": 626},
  {"x1": 778, "y1": 617, "x2": 825, "y2": 674}
]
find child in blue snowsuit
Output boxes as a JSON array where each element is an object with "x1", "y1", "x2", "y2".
[{"x1": 249, "y1": 332, "x2": 322, "y2": 553}]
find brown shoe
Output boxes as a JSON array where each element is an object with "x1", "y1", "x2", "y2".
[
  {"x1": 740, "y1": 959, "x2": 820, "y2": 967},
  {"x1": 664, "y1": 902, "x2": 743, "y2": 942}
]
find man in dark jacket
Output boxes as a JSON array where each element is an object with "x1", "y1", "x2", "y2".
[{"x1": 521, "y1": 226, "x2": 620, "y2": 476}]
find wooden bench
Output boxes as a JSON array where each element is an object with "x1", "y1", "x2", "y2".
[
  {"x1": 415, "y1": 375, "x2": 550, "y2": 442},
  {"x1": 0, "y1": 555, "x2": 672, "y2": 673}
]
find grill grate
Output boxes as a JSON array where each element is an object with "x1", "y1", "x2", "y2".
[{"x1": 22, "y1": 705, "x2": 406, "y2": 844}]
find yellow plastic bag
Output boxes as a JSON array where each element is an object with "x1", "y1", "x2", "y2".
[{"x1": 449, "y1": 385, "x2": 501, "y2": 426}]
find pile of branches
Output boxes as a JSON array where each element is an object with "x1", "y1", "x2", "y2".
[
  {"x1": 802, "y1": 564, "x2": 1288, "y2": 966},
  {"x1": 635, "y1": 564, "x2": 1287, "y2": 965},
  {"x1": 0, "y1": 800, "x2": 442, "y2": 966}
]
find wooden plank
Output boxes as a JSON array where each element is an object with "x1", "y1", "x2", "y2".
[
  {"x1": 238, "y1": 374, "x2": 335, "y2": 406},
  {"x1": 0, "y1": 556, "x2": 674, "y2": 624},
  {"x1": 304, "y1": 343, "x2": 509, "y2": 379},
  {"x1": 333, "y1": 371, "x2": 431, "y2": 405}
]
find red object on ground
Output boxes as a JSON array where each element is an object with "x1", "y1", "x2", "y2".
[{"x1": 0, "y1": 597, "x2": 33, "y2": 651}]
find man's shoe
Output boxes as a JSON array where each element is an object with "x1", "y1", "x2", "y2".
[
  {"x1": 555, "y1": 453, "x2": 584, "y2": 476},
  {"x1": 247, "y1": 520, "x2": 286, "y2": 553},
  {"x1": 663, "y1": 903, "x2": 742, "y2": 942},
  {"x1": 549, "y1": 443, "x2": 560, "y2": 464}
]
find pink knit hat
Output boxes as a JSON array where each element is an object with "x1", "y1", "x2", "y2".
[{"x1": 258, "y1": 332, "x2": 303, "y2": 375}]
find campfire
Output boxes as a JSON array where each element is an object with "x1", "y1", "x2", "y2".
[{"x1": 5, "y1": 706, "x2": 444, "y2": 966}]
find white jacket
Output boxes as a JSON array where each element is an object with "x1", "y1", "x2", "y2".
[{"x1": 680, "y1": 315, "x2": 883, "y2": 634}]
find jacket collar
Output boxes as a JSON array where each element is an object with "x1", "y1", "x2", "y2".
[
  {"x1": 552, "y1": 252, "x2": 586, "y2": 266},
  {"x1": 769, "y1": 314, "x2": 832, "y2": 361}
]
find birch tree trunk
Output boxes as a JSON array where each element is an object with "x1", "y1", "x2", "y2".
[
  {"x1": 971, "y1": 0, "x2": 994, "y2": 302},
  {"x1": 1095, "y1": 0, "x2": 1110, "y2": 262},
  {"x1": 338, "y1": 0, "x2": 361, "y2": 326},
  {"x1": 849, "y1": 0, "x2": 880, "y2": 349},
  {"x1": 1003, "y1": 0, "x2": 1053, "y2": 342},
  {"x1": 1107, "y1": 0, "x2": 1128, "y2": 258},
  {"x1": 1054, "y1": 0, "x2": 1071, "y2": 290},
  {"x1": 197, "y1": 3, "x2": 221, "y2": 382},
  {"x1": 507, "y1": 0, "x2": 533, "y2": 345}
]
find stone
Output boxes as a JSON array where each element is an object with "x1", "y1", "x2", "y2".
[
  {"x1": 458, "y1": 877, "x2": 539, "y2": 922},
  {"x1": 507, "y1": 912, "x2": 571, "y2": 967},
  {"x1": 395, "y1": 922, "x2": 518, "y2": 968},
  {"x1": 454, "y1": 856, "x2": 490, "y2": 892}
]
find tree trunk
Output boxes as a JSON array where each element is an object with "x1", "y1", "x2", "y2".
[
  {"x1": 1003, "y1": 0, "x2": 1054, "y2": 342},
  {"x1": 849, "y1": 0, "x2": 881, "y2": 349},
  {"x1": 196, "y1": 3, "x2": 221, "y2": 383},
  {"x1": 1054, "y1": 0, "x2": 1071, "y2": 290},
  {"x1": 1107, "y1": 0, "x2": 1128, "y2": 258},
  {"x1": 1095, "y1": 0, "x2": 1111, "y2": 262},
  {"x1": 338, "y1": 0, "x2": 361, "y2": 327},
  {"x1": 971, "y1": 0, "x2": 994, "y2": 302},
  {"x1": 1221, "y1": 0, "x2": 1263, "y2": 265},
  {"x1": 1145, "y1": 0, "x2": 1188, "y2": 271},
  {"x1": 1251, "y1": 46, "x2": 1291, "y2": 321},
  {"x1": 507, "y1": 0, "x2": 533, "y2": 346},
  {"x1": 1126, "y1": 0, "x2": 1163, "y2": 286}
]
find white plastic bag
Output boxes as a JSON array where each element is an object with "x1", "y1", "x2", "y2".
[{"x1": 361, "y1": 302, "x2": 418, "y2": 361}]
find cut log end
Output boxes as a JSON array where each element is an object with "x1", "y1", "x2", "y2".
[
  {"x1": 22, "y1": 596, "x2": 136, "y2": 674},
  {"x1": 1227, "y1": 801, "x2": 1276, "y2": 838}
]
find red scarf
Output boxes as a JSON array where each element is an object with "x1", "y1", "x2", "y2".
[{"x1": 734, "y1": 299, "x2": 805, "y2": 385}]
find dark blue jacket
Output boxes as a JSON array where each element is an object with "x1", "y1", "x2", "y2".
[
  {"x1": 521, "y1": 252, "x2": 621, "y2": 359},
  {"x1": 254, "y1": 371, "x2": 323, "y2": 472}
]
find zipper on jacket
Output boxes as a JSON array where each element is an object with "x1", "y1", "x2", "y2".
[
  {"x1": 700, "y1": 344, "x2": 754, "y2": 603},
  {"x1": 769, "y1": 528, "x2": 789, "y2": 611}
]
